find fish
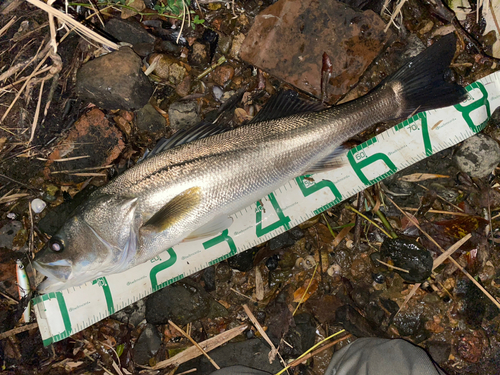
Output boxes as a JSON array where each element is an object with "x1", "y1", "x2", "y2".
[{"x1": 33, "y1": 33, "x2": 467, "y2": 293}]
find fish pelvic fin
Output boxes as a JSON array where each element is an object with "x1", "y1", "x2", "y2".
[
  {"x1": 383, "y1": 33, "x2": 467, "y2": 118},
  {"x1": 304, "y1": 144, "x2": 350, "y2": 174},
  {"x1": 183, "y1": 215, "x2": 234, "y2": 242},
  {"x1": 141, "y1": 187, "x2": 202, "y2": 233}
]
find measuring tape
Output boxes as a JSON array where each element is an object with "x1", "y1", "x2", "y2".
[{"x1": 33, "y1": 71, "x2": 498, "y2": 346}]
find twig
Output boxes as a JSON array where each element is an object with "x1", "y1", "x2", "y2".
[
  {"x1": 197, "y1": 56, "x2": 227, "y2": 79},
  {"x1": 274, "y1": 329, "x2": 346, "y2": 375},
  {"x1": 385, "y1": 194, "x2": 500, "y2": 310},
  {"x1": 0, "y1": 323, "x2": 38, "y2": 340},
  {"x1": 354, "y1": 193, "x2": 364, "y2": 248},
  {"x1": 364, "y1": 190, "x2": 398, "y2": 239},
  {"x1": 376, "y1": 259, "x2": 410, "y2": 273},
  {"x1": 384, "y1": 0, "x2": 407, "y2": 32},
  {"x1": 287, "y1": 334, "x2": 352, "y2": 368},
  {"x1": 168, "y1": 320, "x2": 220, "y2": 370},
  {"x1": 401, "y1": 207, "x2": 468, "y2": 216},
  {"x1": 145, "y1": 324, "x2": 246, "y2": 370},
  {"x1": 243, "y1": 304, "x2": 279, "y2": 364},
  {"x1": 0, "y1": 16, "x2": 17, "y2": 37},
  {"x1": 28, "y1": 79, "x2": 44, "y2": 145},
  {"x1": 293, "y1": 264, "x2": 318, "y2": 316},
  {"x1": 346, "y1": 205, "x2": 391, "y2": 238},
  {"x1": 432, "y1": 233, "x2": 472, "y2": 270},
  {"x1": 25, "y1": 0, "x2": 119, "y2": 49}
]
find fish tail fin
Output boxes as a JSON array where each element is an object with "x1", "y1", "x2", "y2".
[{"x1": 383, "y1": 33, "x2": 467, "y2": 117}]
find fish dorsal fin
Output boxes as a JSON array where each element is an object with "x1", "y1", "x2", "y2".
[
  {"x1": 249, "y1": 90, "x2": 325, "y2": 124},
  {"x1": 141, "y1": 187, "x2": 202, "y2": 233},
  {"x1": 183, "y1": 215, "x2": 234, "y2": 242},
  {"x1": 304, "y1": 145, "x2": 349, "y2": 174}
]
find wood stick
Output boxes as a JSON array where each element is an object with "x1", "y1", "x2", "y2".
[
  {"x1": 168, "y1": 320, "x2": 220, "y2": 370},
  {"x1": 0, "y1": 323, "x2": 38, "y2": 340}
]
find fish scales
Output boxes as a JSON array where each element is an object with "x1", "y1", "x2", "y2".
[{"x1": 33, "y1": 34, "x2": 467, "y2": 292}]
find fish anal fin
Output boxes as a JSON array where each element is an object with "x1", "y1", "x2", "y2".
[
  {"x1": 141, "y1": 187, "x2": 202, "y2": 233},
  {"x1": 304, "y1": 144, "x2": 349, "y2": 174},
  {"x1": 183, "y1": 216, "x2": 234, "y2": 242}
]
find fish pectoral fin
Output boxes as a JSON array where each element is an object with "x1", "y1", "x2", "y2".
[
  {"x1": 305, "y1": 144, "x2": 349, "y2": 174},
  {"x1": 141, "y1": 187, "x2": 202, "y2": 233},
  {"x1": 183, "y1": 216, "x2": 234, "y2": 242}
]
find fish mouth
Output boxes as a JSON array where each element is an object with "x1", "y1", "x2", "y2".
[{"x1": 33, "y1": 259, "x2": 73, "y2": 293}]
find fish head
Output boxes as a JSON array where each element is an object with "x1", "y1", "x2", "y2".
[{"x1": 34, "y1": 195, "x2": 139, "y2": 293}]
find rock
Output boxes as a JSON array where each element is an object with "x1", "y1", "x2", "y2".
[
  {"x1": 218, "y1": 34, "x2": 232, "y2": 55},
  {"x1": 133, "y1": 324, "x2": 162, "y2": 365},
  {"x1": 120, "y1": 0, "x2": 145, "y2": 19},
  {"x1": 149, "y1": 54, "x2": 187, "y2": 85},
  {"x1": 104, "y1": 18, "x2": 156, "y2": 46},
  {"x1": 135, "y1": 103, "x2": 166, "y2": 139},
  {"x1": 456, "y1": 330, "x2": 484, "y2": 363},
  {"x1": 0, "y1": 221, "x2": 23, "y2": 249},
  {"x1": 269, "y1": 231, "x2": 295, "y2": 251},
  {"x1": 44, "y1": 109, "x2": 125, "y2": 182},
  {"x1": 265, "y1": 254, "x2": 279, "y2": 271},
  {"x1": 175, "y1": 75, "x2": 191, "y2": 97},
  {"x1": 145, "y1": 279, "x2": 227, "y2": 325},
  {"x1": 454, "y1": 134, "x2": 500, "y2": 178},
  {"x1": 240, "y1": 0, "x2": 390, "y2": 103},
  {"x1": 76, "y1": 48, "x2": 153, "y2": 111},
  {"x1": 202, "y1": 265, "x2": 216, "y2": 292},
  {"x1": 379, "y1": 237, "x2": 433, "y2": 283},
  {"x1": 178, "y1": 339, "x2": 283, "y2": 374},
  {"x1": 282, "y1": 313, "x2": 316, "y2": 358},
  {"x1": 426, "y1": 341, "x2": 452, "y2": 365},
  {"x1": 188, "y1": 42, "x2": 210, "y2": 67},
  {"x1": 211, "y1": 65, "x2": 234, "y2": 86},
  {"x1": 227, "y1": 247, "x2": 258, "y2": 272},
  {"x1": 112, "y1": 299, "x2": 146, "y2": 327},
  {"x1": 335, "y1": 304, "x2": 386, "y2": 337},
  {"x1": 167, "y1": 101, "x2": 201, "y2": 131},
  {"x1": 215, "y1": 262, "x2": 233, "y2": 282},
  {"x1": 230, "y1": 33, "x2": 245, "y2": 59}
]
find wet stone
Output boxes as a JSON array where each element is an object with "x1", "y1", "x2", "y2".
[
  {"x1": 269, "y1": 231, "x2": 295, "y2": 251},
  {"x1": 104, "y1": 18, "x2": 156, "y2": 46},
  {"x1": 211, "y1": 65, "x2": 234, "y2": 86},
  {"x1": 240, "y1": 0, "x2": 390, "y2": 103},
  {"x1": 135, "y1": 103, "x2": 166, "y2": 139},
  {"x1": 215, "y1": 262, "x2": 232, "y2": 282},
  {"x1": 145, "y1": 279, "x2": 228, "y2": 325},
  {"x1": 227, "y1": 247, "x2": 257, "y2": 272},
  {"x1": 202, "y1": 265, "x2": 216, "y2": 292},
  {"x1": 76, "y1": 48, "x2": 153, "y2": 111},
  {"x1": 133, "y1": 324, "x2": 162, "y2": 365},
  {"x1": 168, "y1": 100, "x2": 201, "y2": 132},
  {"x1": 426, "y1": 341, "x2": 452, "y2": 365},
  {"x1": 454, "y1": 134, "x2": 500, "y2": 178},
  {"x1": 188, "y1": 42, "x2": 210, "y2": 67},
  {"x1": 0, "y1": 221, "x2": 23, "y2": 249},
  {"x1": 112, "y1": 299, "x2": 146, "y2": 327},
  {"x1": 265, "y1": 254, "x2": 279, "y2": 271},
  {"x1": 379, "y1": 237, "x2": 433, "y2": 283},
  {"x1": 149, "y1": 54, "x2": 187, "y2": 85}
]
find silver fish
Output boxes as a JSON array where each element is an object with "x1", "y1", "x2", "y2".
[{"x1": 34, "y1": 34, "x2": 466, "y2": 293}]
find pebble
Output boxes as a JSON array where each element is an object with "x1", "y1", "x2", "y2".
[
  {"x1": 133, "y1": 324, "x2": 162, "y2": 365},
  {"x1": 31, "y1": 198, "x2": 46, "y2": 214},
  {"x1": 168, "y1": 100, "x2": 201, "y2": 131},
  {"x1": 149, "y1": 54, "x2": 187, "y2": 85},
  {"x1": 454, "y1": 134, "x2": 500, "y2": 178},
  {"x1": 0, "y1": 221, "x2": 23, "y2": 249},
  {"x1": 104, "y1": 18, "x2": 156, "y2": 46},
  {"x1": 211, "y1": 65, "x2": 234, "y2": 86},
  {"x1": 135, "y1": 103, "x2": 166, "y2": 139},
  {"x1": 212, "y1": 86, "x2": 224, "y2": 101},
  {"x1": 76, "y1": 48, "x2": 153, "y2": 110},
  {"x1": 188, "y1": 42, "x2": 210, "y2": 67}
]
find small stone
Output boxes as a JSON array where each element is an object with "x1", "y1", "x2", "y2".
[
  {"x1": 456, "y1": 331, "x2": 484, "y2": 363},
  {"x1": 217, "y1": 34, "x2": 232, "y2": 55},
  {"x1": 120, "y1": 0, "x2": 146, "y2": 19},
  {"x1": 149, "y1": 54, "x2": 187, "y2": 85},
  {"x1": 227, "y1": 248, "x2": 258, "y2": 272},
  {"x1": 0, "y1": 221, "x2": 23, "y2": 249},
  {"x1": 104, "y1": 18, "x2": 156, "y2": 46},
  {"x1": 168, "y1": 101, "x2": 201, "y2": 131},
  {"x1": 230, "y1": 33, "x2": 245, "y2": 59},
  {"x1": 189, "y1": 42, "x2": 210, "y2": 67},
  {"x1": 426, "y1": 341, "x2": 451, "y2": 365},
  {"x1": 265, "y1": 254, "x2": 279, "y2": 271},
  {"x1": 31, "y1": 198, "x2": 46, "y2": 214},
  {"x1": 379, "y1": 237, "x2": 433, "y2": 283},
  {"x1": 135, "y1": 103, "x2": 166, "y2": 139},
  {"x1": 133, "y1": 324, "x2": 162, "y2": 365},
  {"x1": 76, "y1": 48, "x2": 153, "y2": 111},
  {"x1": 212, "y1": 86, "x2": 223, "y2": 101},
  {"x1": 269, "y1": 231, "x2": 295, "y2": 251},
  {"x1": 112, "y1": 299, "x2": 146, "y2": 327},
  {"x1": 145, "y1": 279, "x2": 227, "y2": 325},
  {"x1": 175, "y1": 75, "x2": 191, "y2": 97},
  {"x1": 211, "y1": 65, "x2": 234, "y2": 86},
  {"x1": 454, "y1": 134, "x2": 500, "y2": 178}
]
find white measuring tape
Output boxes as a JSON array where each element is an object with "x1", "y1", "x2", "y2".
[{"x1": 33, "y1": 71, "x2": 499, "y2": 346}]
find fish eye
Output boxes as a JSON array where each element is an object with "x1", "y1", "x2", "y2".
[{"x1": 49, "y1": 238, "x2": 64, "y2": 252}]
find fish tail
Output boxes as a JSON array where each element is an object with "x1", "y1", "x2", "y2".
[{"x1": 383, "y1": 33, "x2": 467, "y2": 117}]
